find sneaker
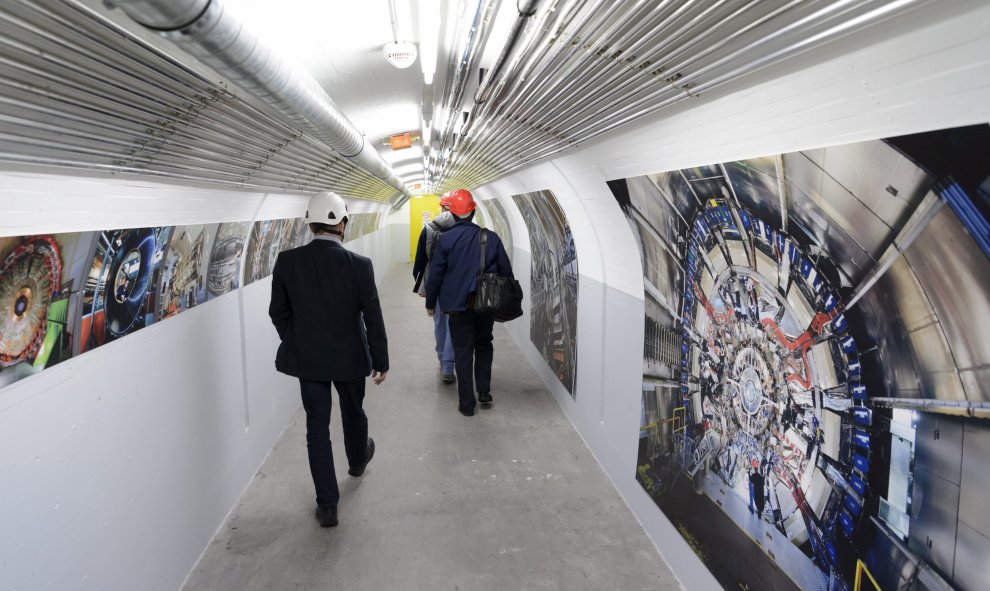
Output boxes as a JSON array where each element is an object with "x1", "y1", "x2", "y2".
[
  {"x1": 478, "y1": 391, "x2": 493, "y2": 405},
  {"x1": 442, "y1": 373, "x2": 456, "y2": 384},
  {"x1": 348, "y1": 438, "x2": 375, "y2": 477},
  {"x1": 315, "y1": 505, "x2": 338, "y2": 527}
]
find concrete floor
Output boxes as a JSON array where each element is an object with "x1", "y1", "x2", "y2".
[{"x1": 182, "y1": 263, "x2": 681, "y2": 591}]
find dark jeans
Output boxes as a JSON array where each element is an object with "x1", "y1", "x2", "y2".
[
  {"x1": 448, "y1": 310, "x2": 495, "y2": 411},
  {"x1": 299, "y1": 377, "x2": 368, "y2": 508}
]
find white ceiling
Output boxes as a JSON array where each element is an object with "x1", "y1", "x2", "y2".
[
  {"x1": 66, "y1": 0, "x2": 949, "y2": 200},
  {"x1": 224, "y1": 0, "x2": 432, "y2": 189},
  {"x1": 78, "y1": 0, "x2": 524, "y2": 195}
]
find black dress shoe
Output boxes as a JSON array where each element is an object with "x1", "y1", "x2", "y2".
[
  {"x1": 315, "y1": 505, "x2": 338, "y2": 527},
  {"x1": 348, "y1": 438, "x2": 375, "y2": 477},
  {"x1": 442, "y1": 373, "x2": 456, "y2": 384},
  {"x1": 458, "y1": 406, "x2": 475, "y2": 417},
  {"x1": 478, "y1": 391, "x2": 493, "y2": 405}
]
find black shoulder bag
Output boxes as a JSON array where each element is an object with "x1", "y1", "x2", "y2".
[{"x1": 473, "y1": 229, "x2": 524, "y2": 322}]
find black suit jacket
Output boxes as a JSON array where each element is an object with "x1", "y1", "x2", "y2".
[{"x1": 269, "y1": 239, "x2": 388, "y2": 381}]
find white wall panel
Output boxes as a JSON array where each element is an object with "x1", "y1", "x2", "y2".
[
  {"x1": 477, "y1": 5, "x2": 990, "y2": 590},
  {"x1": 242, "y1": 278, "x2": 300, "y2": 444},
  {"x1": 387, "y1": 202, "x2": 411, "y2": 263},
  {"x1": 0, "y1": 170, "x2": 265, "y2": 237}
]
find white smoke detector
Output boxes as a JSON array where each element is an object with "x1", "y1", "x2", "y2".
[{"x1": 383, "y1": 41, "x2": 418, "y2": 69}]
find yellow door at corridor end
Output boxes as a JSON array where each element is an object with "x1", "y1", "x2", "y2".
[{"x1": 409, "y1": 194, "x2": 441, "y2": 262}]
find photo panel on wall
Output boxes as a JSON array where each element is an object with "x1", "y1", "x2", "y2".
[
  {"x1": 511, "y1": 189, "x2": 578, "y2": 397},
  {"x1": 79, "y1": 227, "x2": 172, "y2": 354},
  {"x1": 0, "y1": 216, "x2": 316, "y2": 393},
  {"x1": 242, "y1": 219, "x2": 289, "y2": 287},
  {"x1": 156, "y1": 224, "x2": 219, "y2": 321},
  {"x1": 207, "y1": 221, "x2": 252, "y2": 300},
  {"x1": 608, "y1": 124, "x2": 990, "y2": 591},
  {"x1": 0, "y1": 232, "x2": 96, "y2": 389},
  {"x1": 481, "y1": 198, "x2": 514, "y2": 257}
]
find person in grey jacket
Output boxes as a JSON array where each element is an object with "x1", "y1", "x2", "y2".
[{"x1": 412, "y1": 193, "x2": 457, "y2": 383}]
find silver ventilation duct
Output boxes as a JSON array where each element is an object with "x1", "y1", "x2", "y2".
[
  {"x1": 0, "y1": 0, "x2": 396, "y2": 200},
  {"x1": 111, "y1": 0, "x2": 410, "y2": 202}
]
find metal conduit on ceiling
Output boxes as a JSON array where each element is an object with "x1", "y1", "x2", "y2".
[
  {"x1": 0, "y1": 0, "x2": 399, "y2": 202},
  {"x1": 427, "y1": 0, "x2": 937, "y2": 192},
  {"x1": 110, "y1": 0, "x2": 409, "y2": 201}
]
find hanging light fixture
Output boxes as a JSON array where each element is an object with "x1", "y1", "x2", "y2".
[
  {"x1": 384, "y1": 0, "x2": 418, "y2": 69},
  {"x1": 419, "y1": 0, "x2": 440, "y2": 84}
]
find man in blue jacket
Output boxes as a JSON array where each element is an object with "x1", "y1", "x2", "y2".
[{"x1": 425, "y1": 189, "x2": 513, "y2": 416}]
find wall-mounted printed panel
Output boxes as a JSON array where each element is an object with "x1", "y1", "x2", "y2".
[
  {"x1": 608, "y1": 124, "x2": 990, "y2": 591},
  {"x1": 511, "y1": 190, "x2": 578, "y2": 397},
  {"x1": 157, "y1": 224, "x2": 219, "y2": 320},
  {"x1": 344, "y1": 212, "x2": 384, "y2": 243},
  {"x1": 243, "y1": 219, "x2": 289, "y2": 287},
  {"x1": 0, "y1": 232, "x2": 96, "y2": 389},
  {"x1": 207, "y1": 221, "x2": 252, "y2": 300},
  {"x1": 1, "y1": 213, "x2": 385, "y2": 393},
  {"x1": 281, "y1": 218, "x2": 312, "y2": 252},
  {"x1": 79, "y1": 227, "x2": 172, "y2": 354},
  {"x1": 480, "y1": 198, "x2": 514, "y2": 257}
]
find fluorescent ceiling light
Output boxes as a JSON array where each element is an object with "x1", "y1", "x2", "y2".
[{"x1": 419, "y1": 0, "x2": 440, "y2": 85}]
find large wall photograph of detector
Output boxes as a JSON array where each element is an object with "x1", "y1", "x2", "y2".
[
  {"x1": 607, "y1": 124, "x2": 990, "y2": 591},
  {"x1": 512, "y1": 190, "x2": 578, "y2": 396}
]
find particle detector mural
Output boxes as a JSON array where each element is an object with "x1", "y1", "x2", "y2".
[
  {"x1": 343, "y1": 212, "x2": 384, "y2": 243},
  {"x1": 243, "y1": 219, "x2": 287, "y2": 287},
  {"x1": 512, "y1": 189, "x2": 578, "y2": 396},
  {"x1": 1, "y1": 212, "x2": 386, "y2": 392},
  {"x1": 207, "y1": 221, "x2": 251, "y2": 300},
  {"x1": 0, "y1": 233, "x2": 95, "y2": 388},
  {"x1": 80, "y1": 227, "x2": 172, "y2": 353},
  {"x1": 157, "y1": 224, "x2": 218, "y2": 320},
  {"x1": 608, "y1": 124, "x2": 990, "y2": 591}
]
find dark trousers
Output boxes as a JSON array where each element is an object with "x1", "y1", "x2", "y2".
[
  {"x1": 448, "y1": 310, "x2": 495, "y2": 411},
  {"x1": 299, "y1": 377, "x2": 368, "y2": 508}
]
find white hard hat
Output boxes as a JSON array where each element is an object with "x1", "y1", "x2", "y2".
[{"x1": 305, "y1": 191, "x2": 348, "y2": 226}]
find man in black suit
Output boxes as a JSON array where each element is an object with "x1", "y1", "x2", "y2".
[{"x1": 269, "y1": 191, "x2": 389, "y2": 528}]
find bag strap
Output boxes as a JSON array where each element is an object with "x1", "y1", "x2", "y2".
[
  {"x1": 429, "y1": 229, "x2": 441, "y2": 262},
  {"x1": 479, "y1": 228, "x2": 488, "y2": 276}
]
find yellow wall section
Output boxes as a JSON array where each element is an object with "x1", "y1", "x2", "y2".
[{"x1": 408, "y1": 194, "x2": 441, "y2": 262}]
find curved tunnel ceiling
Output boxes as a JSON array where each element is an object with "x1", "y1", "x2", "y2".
[
  {"x1": 0, "y1": 0, "x2": 401, "y2": 202},
  {"x1": 0, "y1": 0, "x2": 951, "y2": 204},
  {"x1": 426, "y1": 0, "x2": 944, "y2": 193}
]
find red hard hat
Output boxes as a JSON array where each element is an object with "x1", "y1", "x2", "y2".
[
  {"x1": 446, "y1": 189, "x2": 475, "y2": 216},
  {"x1": 439, "y1": 191, "x2": 453, "y2": 208}
]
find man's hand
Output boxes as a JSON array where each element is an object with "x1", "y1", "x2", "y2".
[
  {"x1": 427, "y1": 308, "x2": 435, "y2": 317},
  {"x1": 372, "y1": 370, "x2": 387, "y2": 385}
]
